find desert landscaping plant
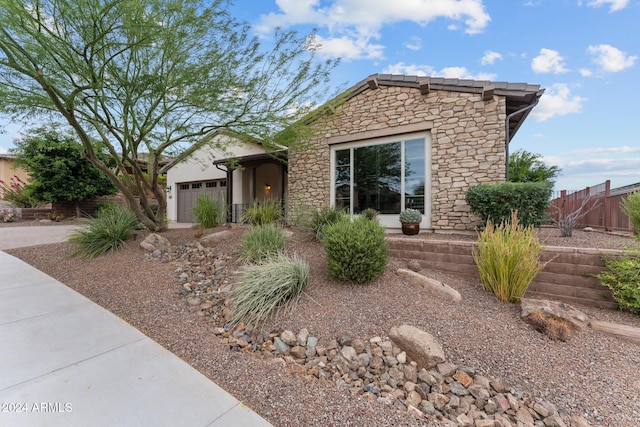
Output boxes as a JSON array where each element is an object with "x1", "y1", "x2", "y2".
[
  {"x1": 551, "y1": 196, "x2": 601, "y2": 237},
  {"x1": 360, "y1": 208, "x2": 379, "y2": 222},
  {"x1": 238, "y1": 223, "x2": 286, "y2": 263},
  {"x1": 0, "y1": 175, "x2": 39, "y2": 208},
  {"x1": 311, "y1": 206, "x2": 347, "y2": 240},
  {"x1": 192, "y1": 194, "x2": 224, "y2": 229},
  {"x1": 241, "y1": 199, "x2": 283, "y2": 226},
  {"x1": 323, "y1": 217, "x2": 388, "y2": 284},
  {"x1": 621, "y1": 190, "x2": 640, "y2": 235},
  {"x1": 596, "y1": 250, "x2": 640, "y2": 314},
  {"x1": 69, "y1": 205, "x2": 141, "y2": 258},
  {"x1": 231, "y1": 253, "x2": 309, "y2": 326},
  {"x1": 472, "y1": 211, "x2": 548, "y2": 303}
]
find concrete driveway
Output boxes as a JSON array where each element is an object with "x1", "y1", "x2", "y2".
[{"x1": 0, "y1": 224, "x2": 82, "y2": 250}]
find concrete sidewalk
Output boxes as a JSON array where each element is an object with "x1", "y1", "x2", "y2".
[
  {"x1": 0, "y1": 251, "x2": 272, "y2": 427},
  {"x1": 0, "y1": 225, "x2": 82, "y2": 250}
]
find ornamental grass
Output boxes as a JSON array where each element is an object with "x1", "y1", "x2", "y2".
[
  {"x1": 472, "y1": 211, "x2": 548, "y2": 303},
  {"x1": 231, "y1": 253, "x2": 309, "y2": 326}
]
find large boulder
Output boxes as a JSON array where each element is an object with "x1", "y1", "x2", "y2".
[
  {"x1": 199, "y1": 230, "x2": 233, "y2": 246},
  {"x1": 140, "y1": 233, "x2": 171, "y2": 252},
  {"x1": 389, "y1": 325, "x2": 445, "y2": 370}
]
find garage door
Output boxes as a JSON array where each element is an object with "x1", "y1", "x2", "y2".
[{"x1": 177, "y1": 180, "x2": 226, "y2": 223}]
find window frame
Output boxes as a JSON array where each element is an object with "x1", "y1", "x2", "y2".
[{"x1": 330, "y1": 131, "x2": 431, "y2": 229}]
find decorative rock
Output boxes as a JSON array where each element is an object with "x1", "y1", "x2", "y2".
[
  {"x1": 543, "y1": 414, "x2": 567, "y2": 427},
  {"x1": 290, "y1": 346, "x2": 306, "y2": 360},
  {"x1": 590, "y1": 320, "x2": 640, "y2": 344},
  {"x1": 396, "y1": 351, "x2": 407, "y2": 364},
  {"x1": 437, "y1": 362, "x2": 457, "y2": 377},
  {"x1": 396, "y1": 269, "x2": 462, "y2": 302},
  {"x1": 449, "y1": 381, "x2": 470, "y2": 396},
  {"x1": 453, "y1": 370, "x2": 473, "y2": 388},
  {"x1": 569, "y1": 415, "x2": 592, "y2": 427},
  {"x1": 273, "y1": 337, "x2": 289, "y2": 355},
  {"x1": 406, "y1": 390, "x2": 422, "y2": 408},
  {"x1": 469, "y1": 384, "x2": 490, "y2": 401},
  {"x1": 515, "y1": 407, "x2": 534, "y2": 425},
  {"x1": 307, "y1": 335, "x2": 318, "y2": 348},
  {"x1": 140, "y1": 233, "x2": 171, "y2": 252},
  {"x1": 407, "y1": 259, "x2": 422, "y2": 272},
  {"x1": 297, "y1": 328, "x2": 309, "y2": 346},
  {"x1": 199, "y1": 230, "x2": 233, "y2": 245},
  {"x1": 456, "y1": 414, "x2": 473, "y2": 427},
  {"x1": 490, "y1": 378, "x2": 511, "y2": 393},
  {"x1": 280, "y1": 330, "x2": 298, "y2": 346},
  {"x1": 521, "y1": 298, "x2": 589, "y2": 330},
  {"x1": 337, "y1": 333, "x2": 353, "y2": 346},
  {"x1": 406, "y1": 405, "x2": 423, "y2": 419},
  {"x1": 389, "y1": 325, "x2": 445, "y2": 370},
  {"x1": 341, "y1": 345, "x2": 357, "y2": 361},
  {"x1": 475, "y1": 420, "x2": 496, "y2": 427}
]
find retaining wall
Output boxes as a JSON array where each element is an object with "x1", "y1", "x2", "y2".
[{"x1": 388, "y1": 237, "x2": 620, "y2": 309}]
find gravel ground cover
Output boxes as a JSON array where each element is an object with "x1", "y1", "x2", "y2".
[{"x1": 5, "y1": 223, "x2": 640, "y2": 427}]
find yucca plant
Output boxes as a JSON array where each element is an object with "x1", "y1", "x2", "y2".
[
  {"x1": 69, "y1": 205, "x2": 141, "y2": 258},
  {"x1": 192, "y1": 194, "x2": 224, "y2": 228},
  {"x1": 241, "y1": 199, "x2": 283, "y2": 225},
  {"x1": 238, "y1": 223, "x2": 286, "y2": 263},
  {"x1": 472, "y1": 211, "x2": 548, "y2": 303},
  {"x1": 231, "y1": 253, "x2": 309, "y2": 326}
]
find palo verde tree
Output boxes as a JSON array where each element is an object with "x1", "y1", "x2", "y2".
[
  {"x1": 508, "y1": 149, "x2": 561, "y2": 186},
  {"x1": 0, "y1": 0, "x2": 338, "y2": 230},
  {"x1": 12, "y1": 126, "x2": 117, "y2": 216}
]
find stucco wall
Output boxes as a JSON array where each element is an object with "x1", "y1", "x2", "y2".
[
  {"x1": 0, "y1": 156, "x2": 30, "y2": 192},
  {"x1": 288, "y1": 85, "x2": 506, "y2": 231}
]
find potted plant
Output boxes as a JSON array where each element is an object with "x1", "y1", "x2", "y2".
[{"x1": 399, "y1": 208, "x2": 422, "y2": 235}]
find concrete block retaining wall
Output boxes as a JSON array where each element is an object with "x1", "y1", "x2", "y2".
[{"x1": 388, "y1": 237, "x2": 619, "y2": 309}]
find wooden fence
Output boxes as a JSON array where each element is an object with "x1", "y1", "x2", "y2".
[{"x1": 548, "y1": 180, "x2": 638, "y2": 233}]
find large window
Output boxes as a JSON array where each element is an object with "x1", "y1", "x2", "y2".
[{"x1": 333, "y1": 136, "x2": 426, "y2": 216}]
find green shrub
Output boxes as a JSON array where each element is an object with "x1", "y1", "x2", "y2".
[
  {"x1": 231, "y1": 253, "x2": 309, "y2": 325},
  {"x1": 323, "y1": 217, "x2": 388, "y2": 283},
  {"x1": 192, "y1": 194, "x2": 224, "y2": 228},
  {"x1": 596, "y1": 251, "x2": 640, "y2": 314},
  {"x1": 361, "y1": 208, "x2": 379, "y2": 222},
  {"x1": 238, "y1": 223, "x2": 286, "y2": 263},
  {"x1": 69, "y1": 205, "x2": 141, "y2": 258},
  {"x1": 311, "y1": 206, "x2": 347, "y2": 240},
  {"x1": 94, "y1": 202, "x2": 121, "y2": 217},
  {"x1": 241, "y1": 199, "x2": 283, "y2": 226},
  {"x1": 472, "y1": 211, "x2": 547, "y2": 303},
  {"x1": 621, "y1": 191, "x2": 640, "y2": 235},
  {"x1": 465, "y1": 182, "x2": 552, "y2": 227}
]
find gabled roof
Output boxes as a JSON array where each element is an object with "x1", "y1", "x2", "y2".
[{"x1": 343, "y1": 74, "x2": 544, "y2": 142}]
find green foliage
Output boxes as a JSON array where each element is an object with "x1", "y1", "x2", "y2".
[
  {"x1": 597, "y1": 251, "x2": 640, "y2": 314},
  {"x1": 465, "y1": 182, "x2": 552, "y2": 227},
  {"x1": 238, "y1": 224, "x2": 286, "y2": 264},
  {"x1": 621, "y1": 191, "x2": 640, "y2": 235},
  {"x1": 12, "y1": 127, "x2": 117, "y2": 203},
  {"x1": 69, "y1": 205, "x2": 141, "y2": 259},
  {"x1": 472, "y1": 212, "x2": 547, "y2": 303},
  {"x1": 361, "y1": 208, "x2": 379, "y2": 222},
  {"x1": 0, "y1": 175, "x2": 39, "y2": 207},
  {"x1": 94, "y1": 202, "x2": 121, "y2": 217},
  {"x1": 192, "y1": 194, "x2": 224, "y2": 229},
  {"x1": 311, "y1": 206, "x2": 347, "y2": 240},
  {"x1": 509, "y1": 149, "x2": 561, "y2": 185},
  {"x1": 241, "y1": 199, "x2": 283, "y2": 225},
  {"x1": 323, "y1": 217, "x2": 388, "y2": 284},
  {"x1": 231, "y1": 253, "x2": 309, "y2": 326},
  {"x1": 0, "y1": 0, "x2": 339, "y2": 231},
  {"x1": 399, "y1": 208, "x2": 422, "y2": 224}
]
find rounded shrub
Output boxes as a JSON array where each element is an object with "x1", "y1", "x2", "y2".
[{"x1": 323, "y1": 217, "x2": 388, "y2": 283}]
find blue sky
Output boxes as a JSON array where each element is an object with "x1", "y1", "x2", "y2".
[{"x1": 1, "y1": 0, "x2": 638, "y2": 192}]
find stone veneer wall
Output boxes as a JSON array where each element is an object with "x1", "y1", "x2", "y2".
[{"x1": 288, "y1": 85, "x2": 506, "y2": 231}]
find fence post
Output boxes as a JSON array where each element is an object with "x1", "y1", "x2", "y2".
[{"x1": 604, "y1": 180, "x2": 611, "y2": 231}]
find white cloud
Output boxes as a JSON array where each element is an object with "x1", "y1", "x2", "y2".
[
  {"x1": 405, "y1": 36, "x2": 422, "y2": 51},
  {"x1": 480, "y1": 50, "x2": 502, "y2": 65},
  {"x1": 571, "y1": 145, "x2": 640, "y2": 155},
  {"x1": 257, "y1": 0, "x2": 490, "y2": 59},
  {"x1": 531, "y1": 48, "x2": 568, "y2": 74},
  {"x1": 587, "y1": 44, "x2": 637, "y2": 72},
  {"x1": 579, "y1": 68, "x2": 593, "y2": 77},
  {"x1": 383, "y1": 62, "x2": 495, "y2": 80},
  {"x1": 310, "y1": 34, "x2": 385, "y2": 60},
  {"x1": 532, "y1": 83, "x2": 586, "y2": 121},
  {"x1": 584, "y1": 0, "x2": 629, "y2": 12},
  {"x1": 0, "y1": 146, "x2": 7, "y2": 154}
]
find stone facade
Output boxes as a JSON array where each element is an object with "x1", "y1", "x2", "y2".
[{"x1": 288, "y1": 82, "x2": 507, "y2": 232}]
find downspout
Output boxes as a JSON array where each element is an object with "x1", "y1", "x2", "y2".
[
  {"x1": 504, "y1": 95, "x2": 541, "y2": 181},
  {"x1": 215, "y1": 163, "x2": 232, "y2": 224}
]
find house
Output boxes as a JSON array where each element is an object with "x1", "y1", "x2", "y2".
[
  {"x1": 288, "y1": 74, "x2": 543, "y2": 232},
  {"x1": 165, "y1": 74, "x2": 543, "y2": 231},
  {"x1": 0, "y1": 154, "x2": 30, "y2": 193},
  {"x1": 162, "y1": 131, "x2": 286, "y2": 223}
]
